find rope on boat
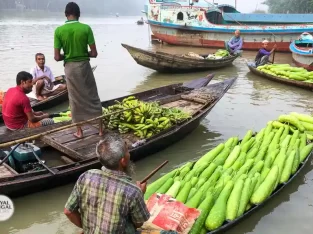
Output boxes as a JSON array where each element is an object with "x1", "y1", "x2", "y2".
[{"x1": 0, "y1": 106, "x2": 139, "y2": 148}]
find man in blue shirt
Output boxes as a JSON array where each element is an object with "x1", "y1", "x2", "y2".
[
  {"x1": 226, "y1": 30, "x2": 243, "y2": 55},
  {"x1": 255, "y1": 40, "x2": 277, "y2": 67}
]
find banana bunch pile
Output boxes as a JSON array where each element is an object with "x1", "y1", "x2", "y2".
[{"x1": 102, "y1": 96, "x2": 192, "y2": 139}]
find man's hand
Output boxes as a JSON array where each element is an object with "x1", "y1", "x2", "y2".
[
  {"x1": 273, "y1": 44, "x2": 277, "y2": 49},
  {"x1": 35, "y1": 111, "x2": 44, "y2": 115},
  {"x1": 136, "y1": 181, "x2": 147, "y2": 194}
]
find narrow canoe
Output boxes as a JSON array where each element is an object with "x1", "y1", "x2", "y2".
[
  {"x1": 247, "y1": 63, "x2": 313, "y2": 91},
  {"x1": 0, "y1": 66, "x2": 97, "y2": 123},
  {"x1": 0, "y1": 75, "x2": 237, "y2": 197},
  {"x1": 122, "y1": 43, "x2": 239, "y2": 73}
]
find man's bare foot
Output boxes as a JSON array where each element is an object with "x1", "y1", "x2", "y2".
[
  {"x1": 36, "y1": 95, "x2": 45, "y2": 101},
  {"x1": 99, "y1": 130, "x2": 103, "y2": 136},
  {"x1": 73, "y1": 132, "x2": 83, "y2": 139}
]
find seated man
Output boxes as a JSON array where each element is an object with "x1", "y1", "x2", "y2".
[
  {"x1": 30, "y1": 53, "x2": 66, "y2": 100},
  {"x1": 255, "y1": 40, "x2": 277, "y2": 67},
  {"x1": 226, "y1": 30, "x2": 243, "y2": 55},
  {"x1": 2, "y1": 71, "x2": 54, "y2": 131}
]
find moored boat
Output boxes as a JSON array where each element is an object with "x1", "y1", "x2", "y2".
[
  {"x1": 290, "y1": 32, "x2": 313, "y2": 71},
  {"x1": 122, "y1": 43, "x2": 239, "y2": 73},
  {"x1": 0, "y1": 76, "x2": 237, "y2": 197},
  {"x1": 144, "y1": 0, "x2": 313, "y2": 52},
  {"x1": 137, "y1": 19, "x2": 144, "y2": 25},
  {"x1": 247, "y1": 63, "x2": 313, "y2": 91}
]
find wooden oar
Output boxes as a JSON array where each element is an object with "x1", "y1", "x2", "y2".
[
  {"x1": 27, "y1": 143, "x2": 58, "y2": 175},
  {"x1": 140, "y1": 160, "x2": 169, "y2": 184},
  {"x1": 272, "y1": 51, "x2": 276, "y2": 64},
  {"x1": 0, "y1": 143, "x2": 22, "y2": 167},
  {"x1": 0, "y1": 106, "x2": 140, "y2": 148}
]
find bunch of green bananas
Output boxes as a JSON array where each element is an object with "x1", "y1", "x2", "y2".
[
  {"x1": 108, "y1": 114, "x2": 120, "y2": 130},
  {"x1": 101, "y1": 96, "x2": 192, "y2": 139}
]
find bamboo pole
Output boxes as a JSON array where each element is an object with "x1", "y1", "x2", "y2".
[
  {"x1": 0, "y1": 106, "x2": 139, "y2": 148},
  {"x1": 140, "y1": 160, "x2": 169, "y2": 184}
]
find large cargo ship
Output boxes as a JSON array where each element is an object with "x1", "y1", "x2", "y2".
[{"x1": 144, "y1": 0, "x2": 313, "y2": 52}]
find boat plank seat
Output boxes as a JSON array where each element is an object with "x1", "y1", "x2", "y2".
[
  {"x1": 41, "y1": 124, "x2": 141, "y2": 160},
  {"x1": 0, "y1": 163, "x2": 18, "y2": 178}
]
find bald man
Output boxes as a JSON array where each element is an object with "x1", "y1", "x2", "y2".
[{"x1": 226, "y1": 30, "x2": 243, "y2": 55}]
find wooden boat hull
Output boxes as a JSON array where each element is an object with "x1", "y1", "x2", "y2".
[
  {"x1": 292, "y1": 53, "x2": 313, "y2": 71},
  {"x1": 247, "y1": 64, "x2": 313, "y2": 91},
  {"x1": 0, "y1": 76, "x2": 237, "y2": 197},
  {"x1": 122, "y1": 43, "x2": 239, "y2": 73},
  {"x1": 0, "y1": 75, "x2": 214, "y2": 143}
]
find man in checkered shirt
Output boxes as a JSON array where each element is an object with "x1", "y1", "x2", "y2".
[{"x1": 64, "y1": 133, "x2": 150, "y2": 233}]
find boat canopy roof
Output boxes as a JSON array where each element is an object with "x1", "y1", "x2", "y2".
[
  {"x1": 216, "y1": 4, "x2": 239, "y2": 13},
  {"x1": 223, "y1": 13, "x2": 313, "y2": 24}
]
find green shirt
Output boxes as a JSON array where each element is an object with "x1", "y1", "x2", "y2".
[{"x1": 54, "y1": 20, "x2": 95, "y2": 63}]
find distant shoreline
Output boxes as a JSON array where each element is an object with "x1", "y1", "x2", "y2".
[{"x1": 0, "y1": 9, "x2": 143, "y2": 17}]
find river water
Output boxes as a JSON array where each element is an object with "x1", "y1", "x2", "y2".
[{"x1": 1, "y1": 13, "x2": 313, "y2": 234}]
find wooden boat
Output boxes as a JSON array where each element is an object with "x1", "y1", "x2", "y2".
[
  {"x1": 0, "y1": 75, "x2": 237, "y2": 197},
  {"x1": 207, "y1": 150, "x2": 313, "y2": 234},
  {"x1": 122, "y1": 44, "x2": 239, "y2": 73},
  {"x1": 247, "y1": 63, "x2": 313, "y2": 91},
  {"x1": 0, "y1": 74, "x2": 215, "y2": 142},
  {"x1": 145, "y1": 1, "x2": 313, "y2": 52},
  {"x1": 289, "y1": 32, "x2": 313, "y2": 71},
  {"x1": 0, "y1": 66, "x2": 97, "y2": 123}
]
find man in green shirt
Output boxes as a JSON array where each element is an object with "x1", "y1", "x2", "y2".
[{"x1": 54, "y1": 2, "x2": 103, "y2": 138}]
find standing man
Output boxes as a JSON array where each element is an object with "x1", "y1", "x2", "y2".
[
  {"x1": 30, "y1": 53, "x2": 66, "y2": 100},
  {"x1": 64, "y1": 133, "x2": 150, "y2": 233},
  {"x1": 54, "y1": 2, "x2": 102, "y2": 138}
]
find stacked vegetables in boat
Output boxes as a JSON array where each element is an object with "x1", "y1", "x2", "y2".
[
  {"x1": 144, "y1": 112, "x2": 313, "y2": 233},
  {"x1": 257, "y1": 64, "x2": 313, "y2": 82},
  {"x1": 102, "y1": 96, "x2": 192, "y2": 139},
  {"x1": 206, "y1": 49, "x2": 230, "y2": 60},
  {"x1": 53, "y1": 110, "x2": 72, "y2": 123}
]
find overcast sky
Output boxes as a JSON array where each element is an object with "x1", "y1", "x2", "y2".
[{"x1": 212, "y1": 0, "x2": 268, "y2": 13}]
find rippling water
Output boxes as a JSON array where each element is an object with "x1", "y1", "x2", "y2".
[{"x1": 1, "y1": 13, "x2": 313, "y2": 234}]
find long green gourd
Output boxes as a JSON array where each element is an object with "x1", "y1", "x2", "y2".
[
  {"x1": 144, "y1": 169, "x2": 178, "y2": 200},
  {"x1": 194, "y1": 143, "x2": 225, "y2": 168}
]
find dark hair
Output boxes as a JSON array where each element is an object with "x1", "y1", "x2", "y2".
[
  {"x1": 35, "y1": 53, "x2": 45, "y2": 60},
  {"x1": 16, "y1": 71, "x2": 33, "y2": 85},
  {"x1": 65, "y1": 2, "x2": 80, "y2": 18}
]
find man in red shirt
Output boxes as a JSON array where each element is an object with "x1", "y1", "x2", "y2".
[{"x1": 2, "y1": 71, "x2": 54, "y2": 130}]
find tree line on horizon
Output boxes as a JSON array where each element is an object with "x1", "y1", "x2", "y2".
[{"x1": 263, "y1": 0, "x2": 313, "y2": 13}]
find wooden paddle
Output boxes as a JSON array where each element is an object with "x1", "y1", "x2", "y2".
[
  {"x1": 0, "y1": 106, "x2": 140, "y2": 148},
  {"x1": 272, "y1": 51, "x2": 276, "y2": 64},
  {"x1": 140, "y1": 160, "x2": 169, "y2": 184}
]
